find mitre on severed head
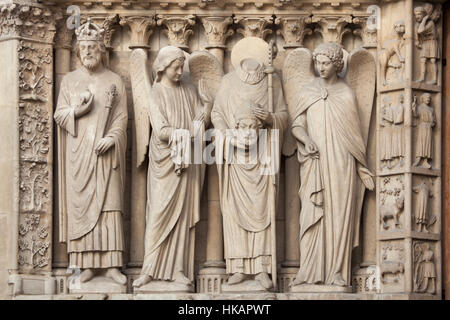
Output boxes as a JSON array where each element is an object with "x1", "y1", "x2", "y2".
[
  {"x1": 75, "y1": 18, "x2": 105, "y2": 42},
  {"x1": 231, "y1": 37, "x2": 269, "y2": 69}
]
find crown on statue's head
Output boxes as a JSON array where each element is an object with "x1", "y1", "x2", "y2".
[{"x1": 75, "y1": 18, "x2": 105, "y2": 42}]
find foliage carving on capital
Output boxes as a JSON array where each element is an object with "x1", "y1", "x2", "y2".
[{"x1": 157, "y1": 14, "x2": 196, "y2": 50}]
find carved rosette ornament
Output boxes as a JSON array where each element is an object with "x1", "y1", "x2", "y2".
[
  {"x1": 275, "y1": 16, "x2": 313, "y2": 49},
  {"x1": 234, "y1": 16, "x2": 273, "y2": 40},
  {"x1": 157, "y1": 14, "x2": 196, "y2": 50},
  {"x1": 200, "y1": 16, "x2": 234, "y2": 49},
  {"x1": 311, "y1": 15, "x2": 354, "y2": 44},
  {"x1": 120, "y1": 16, "x2": 156, "y2": 49}
]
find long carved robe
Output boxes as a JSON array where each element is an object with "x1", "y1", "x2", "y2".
[
  {"x1": 414, "y1": 103, "x2": 436, "y2": 159},
  {"x1": 391, "y1": 102, "x2": 405, "y2": 158},
  {"x1": 292, "y1": 78, "x2": 368, "y2": 286},
  {"x1": 212, "y1": 65, "x2": 288, "y2": 275},
  {"x1": 54, "y1": 67, "x2": 127, "y2": 268},
  {"x1": 140, "y1": 81, "x2": 204, "y2": 281}
]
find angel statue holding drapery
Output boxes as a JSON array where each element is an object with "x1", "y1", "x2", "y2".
[
  {"x1": 128, "y1": 45, "x2": 224, "y2": 292},
  {"x1": 212, "y1": 37, "x2": 288, "y2": 291},
  {"x1": 283, "y1": 42, "x2": 376, "y2": 291}
]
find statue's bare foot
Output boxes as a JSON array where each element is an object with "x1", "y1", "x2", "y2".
[
  {"x1": 255, "y1": 272, "x2": 273, "y2": 290},
  {"x1": 412, "y1": 157, "x2": 421, "y2": 167},
  {"x1": 80, "y1": 269, "x2": 95, "y2": 283},
  {"x1": 227, "y1": 273, "x2": 246, "y2": 285},
  {"x1": 331, "y1": 274, "x2": 346, "y2": 286},
  {"x1": 132, "y1": 275, "x2": 151, "y2": 288},
  {"x1": 174, "y1": 272, "x2": 191, "y2": 286},
  {"x1": 422, "y1": 160, "x2": 432, "y2": 169},
  {"x1": 106, "y1": 268, "x2": 127, "y2": 285},
  {"x1": 290, "y1": 275, "x2": 305, "y2": 287}
]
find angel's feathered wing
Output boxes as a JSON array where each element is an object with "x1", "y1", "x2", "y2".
[
  {"x1": 129, "y1": 48, "x2": 153, "y2": 167},
  {"x1": 345, "y1": 48, "x2": 376, "y2": 248},
  {"x1": 282, "y1": 48, "x2": 315, "y2": 157},
  {"x1": 188, "y1": 50, "x2": 224, "y2": 98},
  {"x1": 345, "y1": 48, "x2": 376, "y2": 145},
  {"x1": 188, "y1": 51, "x2": 224, "y2": 188}
]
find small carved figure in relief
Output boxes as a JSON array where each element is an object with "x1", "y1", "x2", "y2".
[
  {"x1": 379, "y1": 21, "x2": 405, "y2": 85},
  {"x1": 54, "y1": 19, "x2": 128, "y2": 285},
  {"x1": 212, "y1": 37, "x2": 288, "y2": 290},
  {"x1": 412, "y1": 93, "x2": 436, "y2": 169},
  {"x1": 413, "y1": 182, "x2": 436, "y2": 233},
  {"x1": 131, "y1": 46, "x2": 220, "y2": 291},
  {"x1": 380, "y1": 193, "x2": 404, "y2": 230},
  {"x1": 284, "y1": 42, "x2": 375, "y2": 289},
  {"x1": 414, "y1": 243, "x2": 436, "y2": 294},
  {"x1": 380, "y1": 261, "x2": 404, "y2": 283},
  {"x1": 381, "y1": 94, "x2": 405, "y2": 169},
  {"x1": 414, "y1": 4, "x2": 441, "y2": 85}
]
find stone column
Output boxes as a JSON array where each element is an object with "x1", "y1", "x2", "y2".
[
  {"x1": 0, "y1": 1, "x2": 60, "y2": 297},
  {"x1": 275, "y1": 15, "x2": 312, "y2": 292},
  {"x1": 119, "y1": 15, "x2": 156, "y2": 288},
  {"x1": 376, "y1": 0, "x2": 443, "y2": 298},
  {"x1": 196, "y1": 15, "x2": 233, "y2": 294},
  {"x1": 51, "y1": 18, "x2": 73, "y2": 294}
]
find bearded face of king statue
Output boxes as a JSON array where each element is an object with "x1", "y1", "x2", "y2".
[{"x1": 78, "y1": 40, "x2": 104, "y2": 71}]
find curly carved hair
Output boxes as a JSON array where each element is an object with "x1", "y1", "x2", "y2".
[{"x1": 313, "y1": 42, "x2": 344, "y2": 73}]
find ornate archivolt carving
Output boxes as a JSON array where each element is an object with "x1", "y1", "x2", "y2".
[
  {"x1": 234, "y1": 16, "x2": 273, "y2": 40},
  {"x1": 157, "y1": 14, "x2": 196, "y2": 50},
  {"x1": 200, "y1": 16, "x2": 233, "y2": 49},
  {"x1": 275, "y1": 16, "x2": 312, "y2": 49},
  {"x1": 311, "y1": 15, "x2": 353, "y2": 44},
  {"x1": 120, "y1": 16, "x2": 156, "y2": 48}
]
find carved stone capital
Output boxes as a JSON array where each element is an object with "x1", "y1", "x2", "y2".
[
  {"x1": 234, "y1": 16, "x2": 273, "y2": 40},
  {"x1": 311, "y1": 15, "x2": 353, "y2": 44},
  {"x1": 157, "y1": 14, "x2": 196, "y2": 50},
  {"x1": 200, "y1": 16, "x2": 233, "y2": 49},
  {"x1": 353, "y1": 16, "x2": 378, "y2": 49},
  {"x1": 120, "y1": 16, "x2": 156, "y2": 49},
  {"x1": 275, "y1": 16, "x2": 312, "y2": 49},
  {"x1": 0, "y1": 2, "x2": 62, "y2": 43}
]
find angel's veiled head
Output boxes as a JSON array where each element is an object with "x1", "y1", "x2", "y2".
[
  {"x1": 153, "y1": 46, "x2": 186, "y2": 84},
  {"x1": 313, "y1": 42, "x2": 344, "y2": 79}
]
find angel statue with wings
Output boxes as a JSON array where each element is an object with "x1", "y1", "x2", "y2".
[
  {"x1": 283, "y1": 42, "x2": 376, "y2": 290},
  {"x1": 130, "y1": 45, "x2": 223, "y2": 291},
  {"x1": 212, "y1": 37, "x2": 288, "y2": 291}
]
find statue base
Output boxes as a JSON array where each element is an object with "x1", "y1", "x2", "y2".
[
  {"x1": 290, "y1": 284, "x2": 353, "y2": 293},
  {"x1": 134, "y1": 280, "x2": 194, "y2": 294},
  {"x1": 221, "y1": 280, "x2": 273, "y2": 294},
  {"x1": 69, "y1": 276, "x2": 127, "y2": 294}
]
